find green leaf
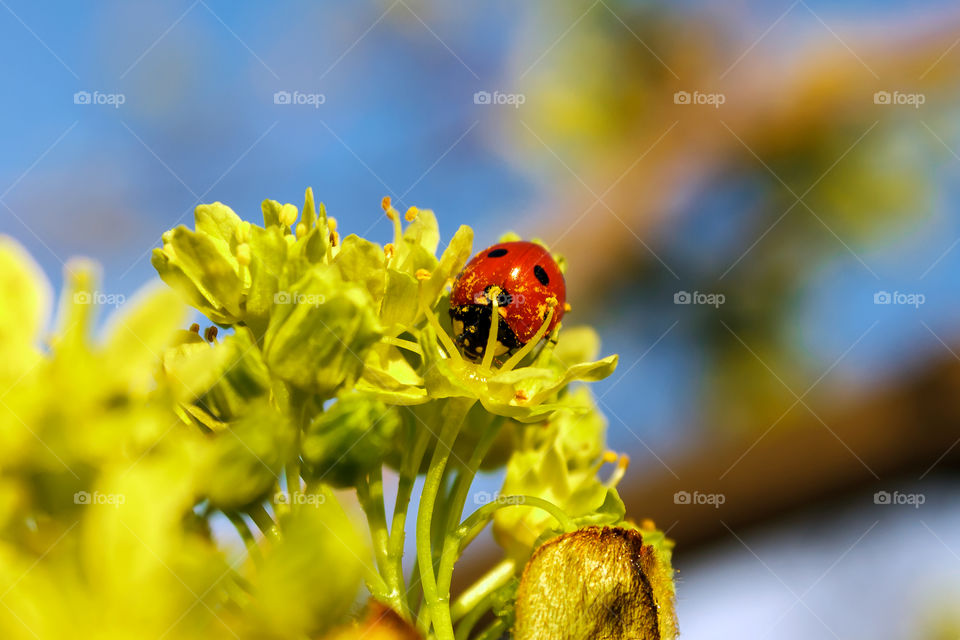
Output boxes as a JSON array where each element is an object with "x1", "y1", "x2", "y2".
[
  {"x1": 194, "y1": 202, "x2": 242, "y2": 246},
  {"x1": 355, "y1": 343, "x2": 428, "y2": 405},
  {"x1": 302, "y1": 187, "x2": 318, "y2": 230},
  {"x1": 571, "y1": 488, "x2": 625, "y2": 527},
  {"x1": 261, "y1": 199, "x2": 283, "y2": 228},
  {"x1": 402, "y1": 208, "x2": 440, "y2": 256},
  {"x1": 529, "y1": 354, "x2": 619, "y2": 404},
  {"x1": 153, "y1": 226, "x2": 243, "y2": 321},
  {"x1": 380, "y1": 268, "x2": 419, "y2": 332},
  {"x1": 243, "y1": 225, "x2": 287, "y2": 333},
  {"x1": 333, "y1": 235, "x2": 386, "y2": 304},
  {"x1": 422, "y1": 224, "x2": 473, "y2": 305}
]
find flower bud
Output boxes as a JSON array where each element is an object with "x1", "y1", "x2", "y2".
[
  {"x1": 514, "y1": 526, "x2": 676, "y2": 640},
  {"x1": 263, "y1": 265, "x2": 381, "y2": 398}
]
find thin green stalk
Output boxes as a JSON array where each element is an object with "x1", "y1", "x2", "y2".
[
  {"x1": 474, "y1": 617, "x2": 509, "y2": 640},
  {"x1": 246, "y1": 502, "x2": 280, "y2": 542},
  {"x1": 454, "y1": 590, "x2": 497, "y2": 640},
  {"x1": 415, "y1": 398, "x2": 475, "y2": 640},
  {"x1": 455, "y1": 496, "x2": 574, "y2": 551},
  {"x1": 435, "y1": 418, "x2": 503, "y2": 603},
  {"x1": 407, "y1": 554, "x2": 422, "y2": 617},
  {"x1": 386, "y1": 423, "x2": 432, "y2": 620},
  {"x1": 419, "y1": 449, "x2": 459, "y2": 631},
  {"x1": 357, "y1": 470, "x2": 396, "y2": 606},
  {"x1": 223, "y1": 510, "x2": 263, "y2": 566},
  {"x1": 450, "y1": 558, "x2": 515, "y2": 623}
]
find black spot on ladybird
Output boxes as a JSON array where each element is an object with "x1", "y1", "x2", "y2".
[
  {"x1": 533, "y1": 264, "x2": 550, "y2": 285},
  {"x1": 487, "y1": 248, "x2": 508, "y2": 258}
]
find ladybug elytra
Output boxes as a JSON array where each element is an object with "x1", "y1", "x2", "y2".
[{"x1": 449, "y1": 241, "x2": 566, "y2": 361}]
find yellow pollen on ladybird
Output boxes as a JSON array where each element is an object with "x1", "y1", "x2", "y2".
[
  {"x1": 415, "y1": 268, "x2": 431, "y2": 281},
  {"x1": 546, "y1": 296, "x2": 558, "y2": 308},
  {"x1": 498, "y1": 306, "x2": 508, "y2": 317},
  {"x1": 236, "y1": 243, "x2": 251, "y2": 266},
  {"x1": 405, "y1": 206, "x2": 419, "y2": 221}
]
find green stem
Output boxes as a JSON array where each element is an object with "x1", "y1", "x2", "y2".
[
  {"x1": 387, "y1": 417, "x2": 432, "y2": 620},
  {"x1": 223, "y1": 510, "x2": 263, "y2": 565},
  {"x1": 246, "y1": 502, "x2": 280, "y2": 542},
  {"x1": 419, "y1": 447, "x2": 459, "y2": 631},
  {"x1": 454, "y1": 590, "x2": 497, "y2": 640},
  {"x1": 415, "y1": 398, "x2": 475, "y2": 640},
  {"x1": 450, "y1": 557, "x2": 515, "y2": 624},
  {"x1": 408, "y1": 554, "x2": 422, "y2": 617},
  {"x1": 358, "y1": 470, "x2": 397, "y2": 609},
  {"x1": 474, "y1": 617, "x2": 509, "y2": 640},
  {"x1": 456, "y1": 496, "x2": 575, "y2": 549},
  {"x1": 435, "y1": 419, "x2": 503, "y2": 605},
  {"x1": 382, "y1": 335, "x2": 423, "y2": 355}
]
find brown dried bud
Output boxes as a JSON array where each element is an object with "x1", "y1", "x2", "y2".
[{"x1": 514, "y1": 526, "x2": 677, "y2": 640}]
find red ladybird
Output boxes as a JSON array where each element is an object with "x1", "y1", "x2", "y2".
[{"x1": 449, "y1": 241, "x2": 566, "y2": 361}]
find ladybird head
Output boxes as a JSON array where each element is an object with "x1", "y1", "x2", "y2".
[{"x1": 449, "y1": 288, "x2": 523, "y2": 362}]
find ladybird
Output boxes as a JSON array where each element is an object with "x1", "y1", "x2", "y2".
[{"x1": 449, "y1": 241, "x2": 566, "y2": 361}]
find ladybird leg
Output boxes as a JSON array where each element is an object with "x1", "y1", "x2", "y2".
[
  {"x1": 500, "y1": 298, "x2": 557, "y2": 372},
  {"x1": 481, "y1": 286, "x2": 502, "y2": 370}
]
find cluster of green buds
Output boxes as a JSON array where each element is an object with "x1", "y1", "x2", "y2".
[
  {"x1": 153, "y1": 188, "x2": 677, "y2": 639},
  {"x1": 0, "y1": 187, "x2": 676, "y2": 640}
]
